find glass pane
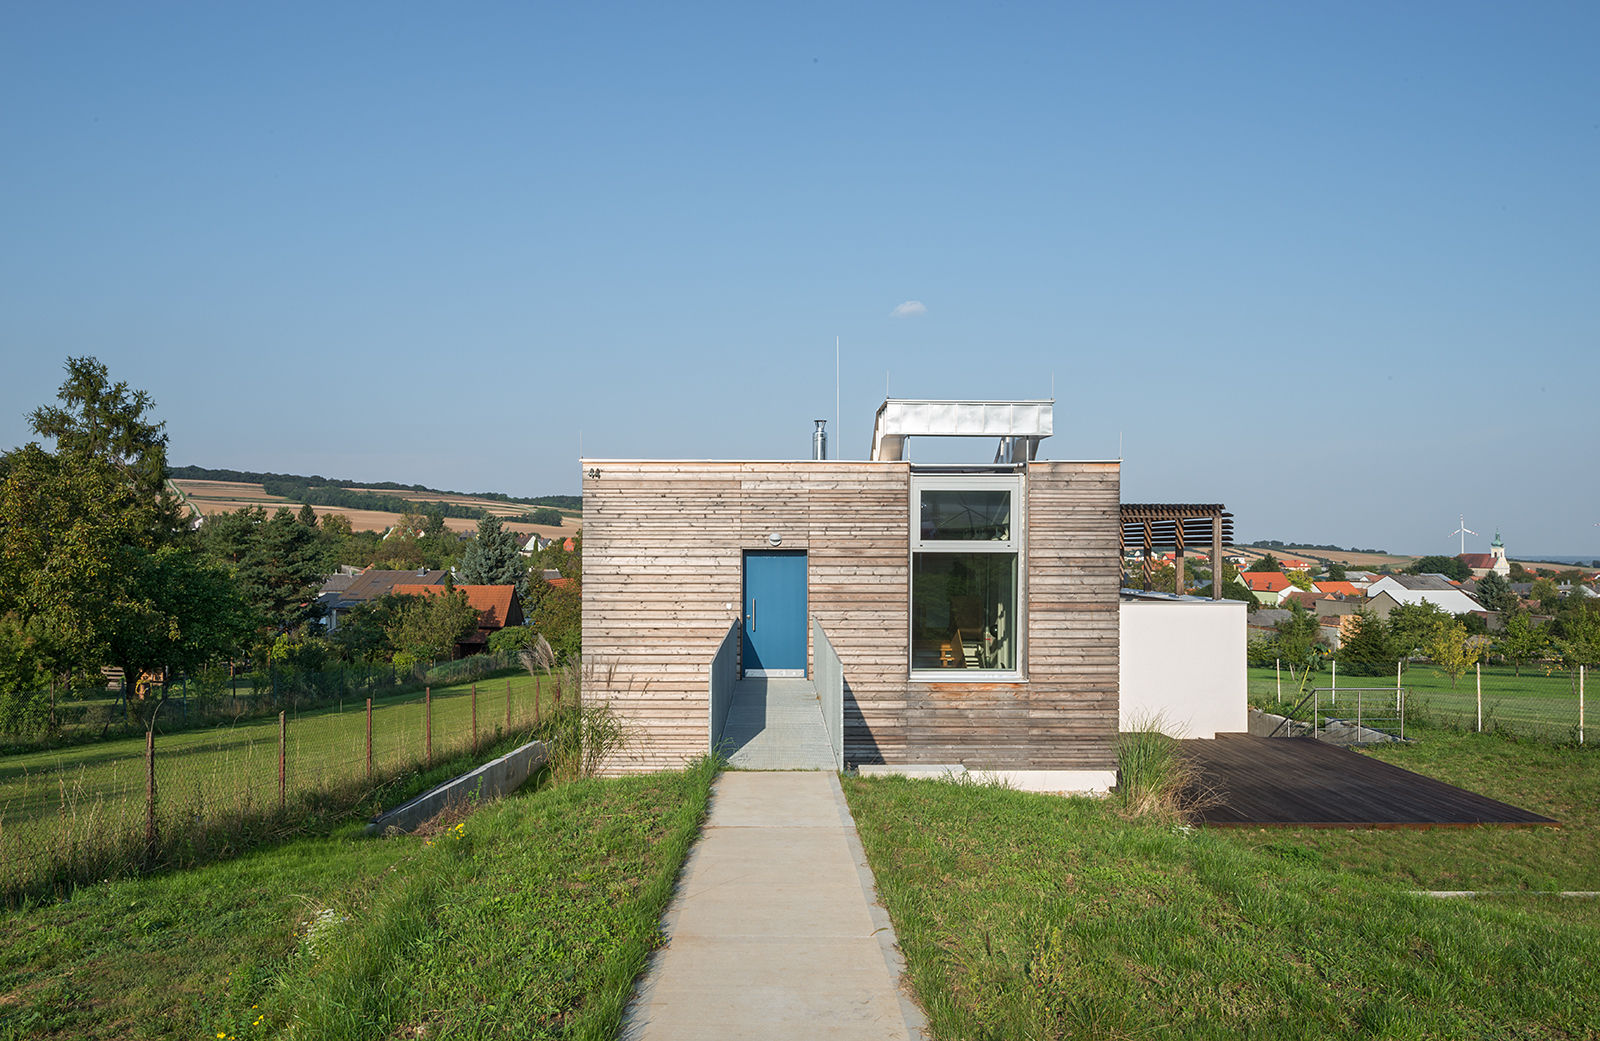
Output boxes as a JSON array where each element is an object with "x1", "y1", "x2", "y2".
[
  {"x1": 920, "y1": 489, "x2": 1012, "y2": 542},
  {"x1": 911, "y1": 553, "x2": 1018, "y2": 671}
]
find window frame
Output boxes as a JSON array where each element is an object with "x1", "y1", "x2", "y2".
[{"x1": 908, "y1": 473, "x2": 1026, "y2": 681}]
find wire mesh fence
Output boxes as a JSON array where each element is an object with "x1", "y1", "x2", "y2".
[
  {"x1": 0, "y1": 668, "x2": 555, "y2": 902},
  {"x1": 1250, "y1": 662, "x2": 1589, "y2": 745},
  {"x1": 0, "y1": 652, "x2": 526, "y2": 748}
]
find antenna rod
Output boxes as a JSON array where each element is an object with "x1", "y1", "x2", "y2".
[{"x1": 835, "y1": 335, "x2": 840, "y2": 460}]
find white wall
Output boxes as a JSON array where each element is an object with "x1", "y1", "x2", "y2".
[{"x1": 1119, "y1": 597, "x2": 1247, "y2": 739}]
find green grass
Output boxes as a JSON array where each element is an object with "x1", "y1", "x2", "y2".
[
  {"x1": 844, "y1": 741, "x2": 1600, "y2": 1040},
  {"x1": 0, "y1": 671, "x2": 551, "y2": 902},
  {"x1": 1249, "y1": 663, "x2": 1586, "y2": 742},
  {"x1": 0, "y1": 759, "x2": 715, "y2": 1041}
]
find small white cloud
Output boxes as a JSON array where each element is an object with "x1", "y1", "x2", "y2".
[{"x1": 890, "y1": 300, "x2": 927, "y2": 318}]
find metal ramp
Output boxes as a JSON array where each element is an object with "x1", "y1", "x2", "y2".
[{"x1": 718, "y1": 677, "x2": 837, "y2": 770}]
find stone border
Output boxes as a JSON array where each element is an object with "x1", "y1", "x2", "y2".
[{"x1": 365, "y1": 738, "x2": 548, "y2": 835}]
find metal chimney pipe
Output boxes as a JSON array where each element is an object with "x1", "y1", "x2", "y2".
[{"x1": 812, "y1": 419, "x2": 828, "y2": 460}]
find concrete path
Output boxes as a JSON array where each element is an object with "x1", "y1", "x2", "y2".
[
  {"x1": 621, "y1": 772, "x2": 926, "y2": 1041},
  {"x1": 721, "y1": 678, "x2": 837, "y2": 771}
]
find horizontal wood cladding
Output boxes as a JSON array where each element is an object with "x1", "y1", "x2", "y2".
[{"x1": 582, "y1": 458, "x2": 1120, "y2": 774}]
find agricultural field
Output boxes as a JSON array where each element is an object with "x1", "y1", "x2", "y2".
[
  {"x1": 170, "y1": 478, "x2": 574, "y2": 538},
  {"x1": 1235, "y1": 544, "x2": 1414, "y2": 570}
]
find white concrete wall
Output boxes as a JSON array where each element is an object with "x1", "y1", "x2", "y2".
[{"x1": 1119, "y1": 597, "x2": 1247, "y2": 739}]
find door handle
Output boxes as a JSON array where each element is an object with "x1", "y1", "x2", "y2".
[{"x1": 750, "y1": 599, "x2": 756, "y2": 631}]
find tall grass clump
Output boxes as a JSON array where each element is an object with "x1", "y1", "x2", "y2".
[
  {"x1": 1114, "y1": 718, "x2": 1207, "y2": 821},
  {"x1": 537, "y1": 658, "x2": 631, "y2": 782}
]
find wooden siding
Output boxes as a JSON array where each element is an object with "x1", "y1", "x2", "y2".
[{"x1": 581, "y1": 459, "x2": 1120, "y2": 774}]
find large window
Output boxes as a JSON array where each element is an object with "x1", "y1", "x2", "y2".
[{"x1": 911, "y1": 475, "x2": 1023, "y2": 675}]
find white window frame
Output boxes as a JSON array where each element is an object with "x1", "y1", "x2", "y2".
[{"x1": 909, "y1": 473, "x2": 1026, "y2": 682}]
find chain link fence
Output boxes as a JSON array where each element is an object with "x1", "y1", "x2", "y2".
[
  {"x1": 0, "y1": 667, "x2": 558, "y2": 903},
  {"x1": 1251, "y1": 662, "x2": 1589, "y2": 745}
]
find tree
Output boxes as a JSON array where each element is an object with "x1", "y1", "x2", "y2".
[
  {"x1": 1337, "y1": 609, "x2": 1397, "y2": 676},
  {"x1": 386, "y1": 590, "x2": 480, "y2": 666},
  {"x1": 529, "y1": 578, "x2": 582, "y2": 663},
  {"x1": 319, "y1": 512, "x2": 353, "y2": 538},
  {"x1": 1386, "y1": 601, "x2": 1447, "y2": 658},
  {"x1": 296, "y1": 502, "x2": 319, "y2": 527},
  {"x1": 1552, "y1": 603, "x2": 1600, "y2": 669},
  {"x1": 1247, "y1": 553, "x2": 1280, "y2": 573},
  {"x1": 1325, "y1": 562, "x2": 1347, "y2": 582},
  {"x1": 28, "y1": 356, "x2": 178, "y2": 528},
  {"x1": 1496, "y1": 611, "x2": 1547, "y2": 676},
  {"x1": 1424, "y1": 619, "x2": 1483, "y2": 690},
  {"x1": 1531, "y1": 577, "x2": 1561, "y2": 613},
  {"x1": 201, "y1": 507, "x2": 327, "y2": 635},
  {"x1": 1285, "y1": 569, "x2": 1314, "y2": 591},
  {"x1": 1408, "y1": 555, "x2": 1471, "y2": 582},
  {"x1": 1272, "y1": 602, "x2": 1323, "y2": 672},
  {"x1": 457, "y1": 514, "x2": 528, "y2": 595},
  {"x1": 1474, "y1": 570, "x2": 1515, "y2": 614}
]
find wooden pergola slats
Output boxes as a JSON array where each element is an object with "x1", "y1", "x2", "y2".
[{"x1": 1119, "y1": 504, "x2": 1234, "y2": 599}]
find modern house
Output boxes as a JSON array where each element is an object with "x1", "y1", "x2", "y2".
[{"x1": 580, "y1": 399, "x2": 1245, "y2": 792}]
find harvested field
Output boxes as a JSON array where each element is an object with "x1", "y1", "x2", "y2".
[{"x1": 173, "y1": 480, "x2": 574, "y2": 536}]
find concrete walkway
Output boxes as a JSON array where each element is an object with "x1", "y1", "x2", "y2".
[
  {"x1": 621, "y1": 772, "x2": 926, "y2": 1041},
  {"x1": 720, "y1": 678, "x2": 837, "y2": 771}
]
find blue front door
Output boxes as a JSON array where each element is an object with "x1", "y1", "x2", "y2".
[{"x1": 743, "y1": 551, "x2": 807, "y2": 676}]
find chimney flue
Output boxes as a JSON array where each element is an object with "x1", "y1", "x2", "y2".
[{"x1": 812, "y1": 419, "x2": 828, "y2": 460}]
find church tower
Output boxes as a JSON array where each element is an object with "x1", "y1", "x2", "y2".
[{"x1": 1490, "y1": 530, "x2": 1510, "y2": 577}]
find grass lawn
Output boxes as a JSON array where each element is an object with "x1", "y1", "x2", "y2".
[
  {"x1": 1248, "y1": 664, "x2": 1585, "y2": 742},
  {"x1": 844, "y1": 733, "x2": 1600, "y2": 1040},
  {"x1": 0, "y1": 671, "x2": 550, "y2": 902},
  {"x1": 0, "y1": 759, "x2": 714, "y2": 1041}
]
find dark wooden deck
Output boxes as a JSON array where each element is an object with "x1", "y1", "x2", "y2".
[{"x1": 1181, "y1": 734, "x2": 1557, "y2": 828}]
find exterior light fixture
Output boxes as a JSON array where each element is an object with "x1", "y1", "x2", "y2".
[{"x1": 768, "y1": 532, "x2": 782, "y2": 546}]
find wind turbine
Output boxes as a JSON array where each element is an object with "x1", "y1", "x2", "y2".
[{"x1": 1449, "y1": 515, "x2": 1478, "y2": 554}]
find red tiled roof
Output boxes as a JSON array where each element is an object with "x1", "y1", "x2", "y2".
[
  {"x1": 1313, "y1": 581, "x2": 1361, "y2": 597},
  {"x1": 1284, "y1": 590, "x2": 1331, "y2": 608},
  {"x1": 390, "y1": 584, "x2": 522, "y2": 628},
  {"x1": 547, "y1": 577, "x2": 574, "y2": 589},
  {"x1": 562, "y1": 538, "x2": 576, "y2": 552},
  {"x1": 1243, "y1": 572, "x2": 1291, "y2": 592},
  {"x1": 1458, "y1": 554, "x2": 1497, "y2": 568}
]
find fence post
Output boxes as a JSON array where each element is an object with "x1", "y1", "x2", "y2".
[
  {"x1": 472, "y1": 682, "x2": 479, "y2": 754},
  {"x1": 366, "y1": 697, "x2": 373, "y2": 779},
  {"x1": 145, "y1": 728, "x2": 158, "y2": 863},
  {"x1": 1476, "y1": 662, "x2": 1482, "y2": 733},
  {"x1": 425, "y1": 686, "x2": 432, "y2": 768},
  {"x1": 1396, "y1": 659, "x2": 1402, "y2": 714},
  {"x1": 1580, "y1": 665, "x2": 1586, "y2": 747},
  {"x1": 278, "y1": 710, "x2": 287, "y2": 812},
  {"x1": 505, "y1": 678, "x2": 512, "y2": 732},
  {"x1": 1275, "y1": 658, "x2": 1281, "y2": 705},
  {"x1": 1331, "y1": 660, "x2": 1337, "y2": 707}
]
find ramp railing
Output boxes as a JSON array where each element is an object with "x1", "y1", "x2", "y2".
[{"x1": 812, "y1": 619, "x2": 844, "y2": 770}]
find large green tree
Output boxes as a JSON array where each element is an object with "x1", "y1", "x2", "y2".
[
  {"x1": 1336, "y1": 609, "x2": 1397, "y2": 677},
  {"x1": 1, "y1": 360, "x2": 252, "y2": 733},
  {"x1": 1474, "y1": 570, "x2": 1516, "y2": 614},
  {"x1": 1386, "y1": 601, "x2": 1448, "y2": 658},
  {"x1": 386, "y1": 591, "x2": 481, "y2": 667},
  {"x1": 1496, "y1": 611, "x2": 1547, "y2": 676},
  {"x1": 458, "y1": 514, "x2": 527, "y2": 594}
]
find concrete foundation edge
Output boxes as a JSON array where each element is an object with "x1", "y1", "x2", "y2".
[
  {"x1": 365, "y1": 738, "x2": 548, "y2": 835},
  {"x1": 855, "y1": 764, "x2": 1117, "y2": 794}
]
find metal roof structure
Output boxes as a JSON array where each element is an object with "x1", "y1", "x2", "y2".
[{"x1": 869, "y1": 399, "x2": 1054, "y2": 462}]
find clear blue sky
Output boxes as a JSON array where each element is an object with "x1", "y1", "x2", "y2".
[{"x1": 3, "y1": 2, "x2": 1596, "y2": 557}]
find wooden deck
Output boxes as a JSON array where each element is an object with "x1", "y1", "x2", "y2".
[{"x1": 1181, "y1": 734, "x2": 1557, "y2": 828}]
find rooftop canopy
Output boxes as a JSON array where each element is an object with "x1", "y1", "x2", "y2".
[{"x1": 869, "y1": 398, "x2": 1053, "y2": 462}]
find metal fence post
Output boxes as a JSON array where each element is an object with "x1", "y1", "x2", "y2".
[
  {"x1": 1476, "y1": 662, "x2": 1482, "y2": 733},
  {"x1": 472, "y1": 682, "x2": 479, "y2": 754},
  {"x1": 1331, "y1": 660, "x2": 1337, "y2": 707},
  {"x1": 505, "y1": 678, "x2": 512, "y2": 732},
  {"x1": 425, "y1": 686, "x2": 432, "y2": 768},
  {"x1": 366, "y1": 697, "x2": 373, "y2": 779},
  {"x1": 1276, "y1": 658, "x2": 1281, "y2": 705},
  {"x1": 145, "y1": 728, "x2": 158, "y2": 862},
  {"x1": 1396, "y1": 659, "x2": 1402, "y2": 714},
  {"x1": 1581, "y1": 665, "x2": 1586, "y2": 746},
  {"x1": 278, "y1": 710, "x2": 287, "y2": 811}
]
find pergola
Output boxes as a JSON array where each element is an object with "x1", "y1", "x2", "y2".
[{"x1": 1119, "y1": 504, "x2": 1234, "y2": 599}]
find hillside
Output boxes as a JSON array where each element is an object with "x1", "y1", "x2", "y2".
[{"x1": 170, "y1": 466, "x2": 580, "y2": 537}]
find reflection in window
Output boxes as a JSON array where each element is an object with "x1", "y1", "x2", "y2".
[
  {"x1": 919, "y1": 490, "x2": 1012, "y2": 541},
  {"x1": 911, "y1": 553, "x2": 1017, "y2": 671}
]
